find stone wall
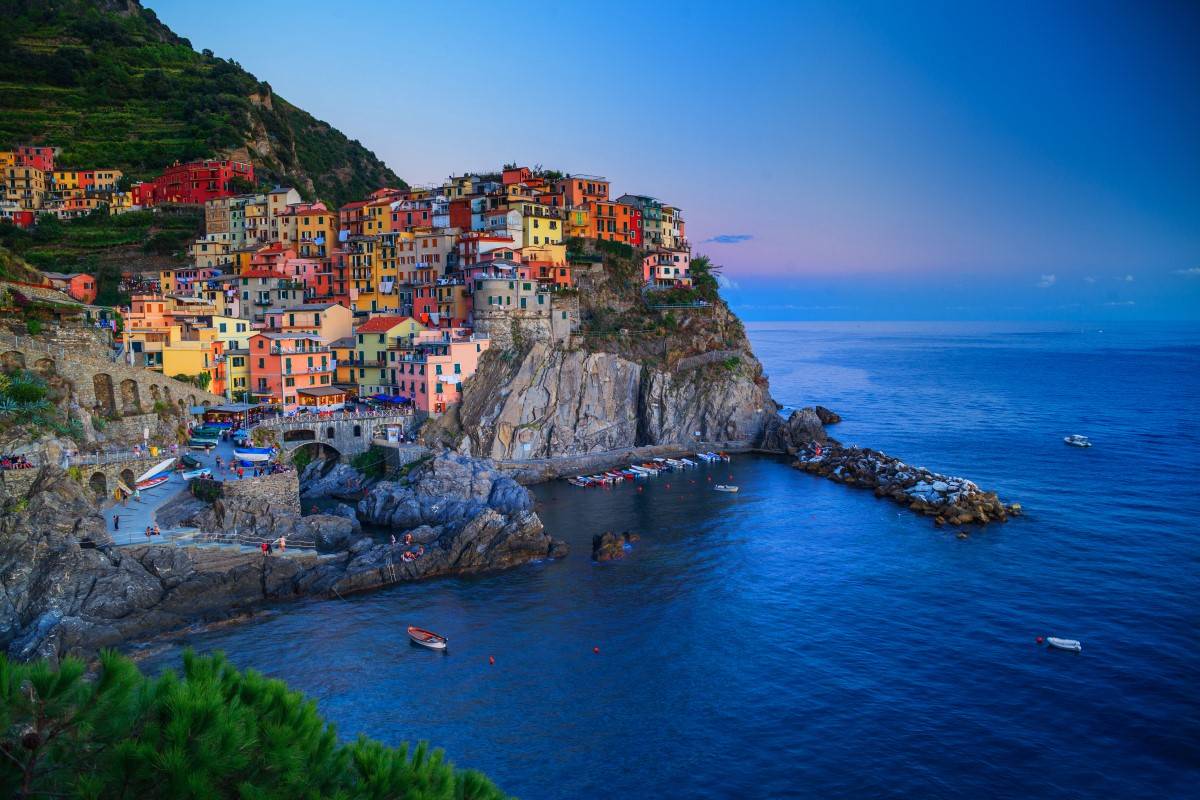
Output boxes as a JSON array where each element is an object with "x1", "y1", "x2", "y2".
[
  {"x1": 259, "y1": 413, "x2": 419, "y2": 460},
  {"x1": 221, "y1": 471, "x2": 301, "y2": 519},
  {"x1": 473, "y1": 293, "x2": 578, "y2": 350},
  {"x1": 0, "y1": 333, "x2": 225, "y2": 422}
]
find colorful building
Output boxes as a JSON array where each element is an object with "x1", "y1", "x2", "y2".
[
  {"x1": 246, "y1": 332, "x2": 334, "y2": 410},
  {"x1": 132, "y1": 160, "x2": 255, "y2": 207}
]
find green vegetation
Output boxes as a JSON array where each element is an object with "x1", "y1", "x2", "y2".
[
  {"x1": 171, "y1": 371, "x2": 212, "y2": 390},
  {"x1": 0, "y1": 649, "x2": 506, "y2": 799},
  {"x1": 0, "y1": 208, "x2": 205, "y2": 305},
  {"x1": 351, "y1": 444, "x2": 391, "y2": 480},
  {"x1": 24, "y1": 318, "x2": 41, "y2": 335},
  {"x1": 291, "y1": 445, "x2": 314, "y2": 472},
  {"x1": 0, "y1": 368, "x2": 82, "y2": 441},
  {"x1": 0, "y1": 0, "x2": 403, "y2": 207}
]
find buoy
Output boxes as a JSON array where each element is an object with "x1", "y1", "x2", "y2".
[
  {"x1": 593, "y1": 646, "x2": 600, "y2": 654},
  {"x1": 665, "y1": 483, "x2": 670, "y2": 489},
  {"x1": 488, "y1": 655, "x2": 495, "y2": 665},
  {"x1": 637, "y1": 486, "x2": 643, "y2": 492},
  {"x1": 1035, "y1": 636, "x2": 1044, "y2": 645}
]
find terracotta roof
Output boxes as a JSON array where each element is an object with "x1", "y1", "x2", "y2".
[
  {"x1": 356, "y1": 315, "x2": 417, "y2": 333},
  {"x1": 238, "y1": 269, "x2": 285, "y2": 279}
]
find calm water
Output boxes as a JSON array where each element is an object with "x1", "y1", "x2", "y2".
[{"x1": 138, "y1": 322, "x2": 1200, "y2": 799}]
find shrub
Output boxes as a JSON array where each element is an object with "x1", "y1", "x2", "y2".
[
  {"x1": 351, "y1": 445, "x2": 391, "y2": 480},
  {"x1": 25, "y1": 319, "x2": 41, "y2": 335}
]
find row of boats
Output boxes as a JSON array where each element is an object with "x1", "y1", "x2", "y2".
[
  {"x1": 566, "y1": 452, "x2": 731, "y2": 488},
  {"x1": 186, "y1": 423, "x2": 275, "y2": 464}
]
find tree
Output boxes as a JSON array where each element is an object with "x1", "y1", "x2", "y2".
[{"x1": 0, "y1": 650, "x2": 508, "y2": 799}]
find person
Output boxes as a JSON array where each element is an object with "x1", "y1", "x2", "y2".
[
  {"x1": 390, "y1": 534, "x2": 397, "y2": 547},
  {"x1": 215, "y1": 455, "x2": 222, "y2": 469},
  {"x1": 237, "y1": 467, "x2": 244, "y2": 480},
  {"x1": 404, "y1": 532, "x2": 412, "y2": 546},
  {"x1": 261, "y1": 541, "x2": 269, "y2": 554},
  {"x1": 113, "y1": 514, "x2": 120, "y2": 531},
  {"x1": 278, "y1": 536, "x2": 286, "y2": 552},
  {"x1": 133, "y1": 487, "x2": 141, "y2": 503},
  {"x1": 144, "y1": 526, "x2": 152, "y2": 539},
  {"x1": 152, "y1": 524, "x2": 160, "y2": 537}
]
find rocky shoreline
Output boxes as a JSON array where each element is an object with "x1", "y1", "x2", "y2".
[{"x1": 0, "y1": 455, "x2": 565, "y2": 663}]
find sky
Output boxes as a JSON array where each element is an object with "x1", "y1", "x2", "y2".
[{"x1": 150, "y1": 0, "x2": 1200, "y2": 321}]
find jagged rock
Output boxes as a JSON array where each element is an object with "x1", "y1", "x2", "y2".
[
  {"x1": 760, "y1": 407, "x2": 829, "y2": 453},
  {"x1": 331, "y1": 502, "x2": 362, "y2": 535},
  {"x1": 814, "y1": 406, "x2": 842, "y2": 424},
  {"x1": 592, "y1": 531, "x2": 640, "y2": 562},
  {"x1": 299, "y1": 460, "x2": 365, "y2": 499},
  {"x1": 0, "y1": 458, "x2": 565, "y2": 664}
]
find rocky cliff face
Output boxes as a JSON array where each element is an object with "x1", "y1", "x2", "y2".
[{"x1": 452, "y1": 327, "x2": 776, "y2": 461}]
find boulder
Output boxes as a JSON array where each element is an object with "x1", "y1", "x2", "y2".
[
  {"x1": 592, "y1": 531, "x2": 639, "y2": 562},
  {"x1": 814, "y1": 406, "x2": 842, "y2": 424}
]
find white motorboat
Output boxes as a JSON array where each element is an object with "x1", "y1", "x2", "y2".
[
  {"x1": 714, "y1": 484, "x2": 739, "y2": 493},
  {"x1": 1063, "y1": 434, "x2": 1092, "y2": 448},
  {"x1": 1046, "y1": 637, "x2": 1082, "y2": 652}
]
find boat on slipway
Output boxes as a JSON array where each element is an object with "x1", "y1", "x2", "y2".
[{"x1": 233, "y1": 446, "x2": 275, "y2": 463}]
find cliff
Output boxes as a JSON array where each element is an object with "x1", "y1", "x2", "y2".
[{"x1": 434, "y1": 247, "x2": 779, "y2": 463}]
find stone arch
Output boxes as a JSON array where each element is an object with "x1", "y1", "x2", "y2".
[
  {"x1": 93, "y1": 373, "x2": 116, "y2": 416},
  {"x1": 188, "y1": 394, "x2": 196, "y2": 407},
  {"x1": 33, "y1": 357, "x2": 55, "y2": 376},
  {"x1": 353, "y1": 424, "x2": 362, "y2": 437},
  {"x1": 149, "y1": 384, "x2": 161, "y2": 403},
  {"x1": 177, "y1": 398, "x2": 185, "y2": 411},
  {"x1": 119, "y1": 468, "x2": 135, "y2": 488},
  {"x1": 283, "y1": 428, "x2": 316, "y2": 443},
  {"x1": 325, "y1": 426, "x2": 336, "y2": 439},
  {"x1": 162, "y1": 384, "x2": 172, "y2": 402},
  {"x1": 201, "y1": 400, "x2": 211, "y2": 408},
  {"x1": 119, "y1": 379, "x2": 141, "y2": 416},
  {"x1": 88, "y1": 472, "x2": 107, "y2": 499},
  {"x1": 292, "y1": 441, "x2": 341, "y2": 468},
  {"x1": 2, "y1": 350, "x2": 26, "y2": 372}
]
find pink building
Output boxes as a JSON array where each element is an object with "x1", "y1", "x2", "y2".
[{"x1": 385, "y1": 330, "x2": 490, "y2": 414}]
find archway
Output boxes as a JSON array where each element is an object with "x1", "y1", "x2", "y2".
[
  {"x1": 118, "y1": 469, "x2": 135, "y2": 489},
  {"x1": 283, "y1": 428, "x2": 316, "y2": 443},
  {"x1": 119, "y1": 379, "x2": 141, "y2": 416},
  {"x1": 291, "y1": 441, "x2": 341, "y2": 471},
  {"x1": 88, "y1": 472, "x2": 107, "y2": 499},
  {"x1": 325, "y1": 426, "x2": 336, "y2": 440},
  {"x1": 353, "y1": 424, "x2": 362, "y2": 437},
  {"x1": 93, "y1": 373, "x2": 116, "y2": 417},
  {"x1": 149, "y1": 384, "x2": 161, "y2": 403},
  {"x1": 1, "y1": 351, "x2": 25, "y2": 372},
  {"x1": 33, "y1": 357, "x2": 54, "y2": 376}
]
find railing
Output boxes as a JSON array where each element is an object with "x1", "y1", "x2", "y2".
[{"x1": 256, "y1": 408, "x2": 414, "y2": 427}]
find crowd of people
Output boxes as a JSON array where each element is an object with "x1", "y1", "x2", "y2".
[{"x1": 0, "y1": 454, "x2": 35, "y2": 470}]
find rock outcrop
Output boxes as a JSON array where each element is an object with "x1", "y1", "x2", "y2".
[
  {"x1": 759, "y1": 407, "x2": 829, "y2": 453},
  {"x1": 792, "y1": 442, "x2": 1020, "y2": 525},
  {"x1": 0, "y1": 460, "x2": 564, "y2": 663},
  {"x1": 592, "y1": 531, "x2": 640, "y2": 562}
]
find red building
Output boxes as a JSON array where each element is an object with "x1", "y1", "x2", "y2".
[
  {"x1": 448, "y1": 198, "x2": 472, "y2": 230},
  {"x1": 132, "y1": 160, "x2": 255, "y2": 206},
  {"x1": 14, "y1": 146, "x2": 56, "y2": 171}
]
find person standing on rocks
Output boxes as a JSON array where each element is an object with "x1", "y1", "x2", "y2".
[{"x1": 113, "y1": 513, "x2": 119, "y2": 531}]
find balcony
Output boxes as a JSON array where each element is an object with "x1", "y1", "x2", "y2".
[{"x1": 282, "y1": 365, "x2": 331, "y2": 376}]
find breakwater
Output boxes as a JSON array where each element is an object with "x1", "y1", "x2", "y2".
[{"x1": 792, "y1": 442, "x2": 1019, "y2": 526}]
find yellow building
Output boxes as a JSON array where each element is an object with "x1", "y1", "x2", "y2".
[
  {"x1": 519, "y1": 202, "x2": 564, "y2": 248},
  {"x1": 3, "y1": 166, "x2": 46, "y2": 210},
  {"x1": 566, "y1": 207, "x2": 590, "y2": 239},
  {"x1": 330, "y1": 336, "x2": 356, "y2": 388},
  {"x1": 224, "y1": 348, "x2": 251, "y2": 401},
  {"x1": 211, "y1": 314, "x2": 254, "y2": 350},
  {"x1": 353, "y1": 315, "x2": 426, "y2": 395}
]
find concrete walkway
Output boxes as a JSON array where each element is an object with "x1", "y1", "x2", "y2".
[{"x1": 102, "y1": 432, "x2": 282, "y2": 549}]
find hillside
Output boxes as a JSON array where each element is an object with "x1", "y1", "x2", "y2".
[{"x1": 0, "y1": 0, "x2": 403, "y2": 206}]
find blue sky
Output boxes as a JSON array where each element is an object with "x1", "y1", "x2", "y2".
[{"x1": 150, "y1": 0, "x2": 1200, "y2": 320}]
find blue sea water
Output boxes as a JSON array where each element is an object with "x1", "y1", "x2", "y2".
[{"x1": 138, "y1": 322, "x2": 1200, "y2": 799}]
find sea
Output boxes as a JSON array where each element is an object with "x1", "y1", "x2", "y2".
[{"x1": 137, "y1": 321, "x2": 1200, "y2": 799}]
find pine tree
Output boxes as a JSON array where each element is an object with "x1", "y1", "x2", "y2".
[{"x1": 0, "y1": 650, "x2": 508, "y2": 799}]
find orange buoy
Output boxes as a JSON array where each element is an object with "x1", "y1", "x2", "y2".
[
  {"x1": 488, "y1": 655, "x2": 495, "y2": 665},
  {"x1": 665, "y1": 483, "x2": 670, "y2": 489},
  {"x1": 593, "y1": 646, "x2": 600, "y2": 654}
]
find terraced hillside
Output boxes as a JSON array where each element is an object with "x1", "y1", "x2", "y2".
[{"x1": 0, "y1": 0, "x2": 403, "y2": 206}]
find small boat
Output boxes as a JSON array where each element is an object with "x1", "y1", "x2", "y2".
[
  {"x1": 135, "y1": 475, "x2": 171, "y2": 491},
  {"x1": 407, "y1": 626, "x2": 447, "y2": 650},
  {"x1": 181, "y1": 468, "x2": 212, "y2": 480},
  {"x1": 1047, "y1": 637, "x2": 1082, "y2": 652},
  {"x1": 188, "y1": 437, "x2": 218, "y2": 448},
  {"x1": 1063, "y1": 434, "x2": 1092, "y2": 448},
  {"x1": 180, "y1": 454, "x2": 202, "y2": 469},
  {"x1": 714, "y1": 484, "x2": 739, "y2": 493},
  {"x1": 233, "y1": 446, "x2": 274, "y2": 463},
  {"x1": 680, "y1": 457, "x2": 697, "y2": 467},
  {"x1": 135, "y1": 458, "x2": 175, "y2": 484}
]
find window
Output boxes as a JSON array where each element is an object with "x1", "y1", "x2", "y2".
[
  {"x1": 454, "y1": 363, "x2": 461, "y2": 374},
  {"x1": 353, "y1": 425, "x2": 362, "y2": 437},
  {"x1": 257, "y1": 358, "x2": 265, "y2": 368},
  {"x1": 285, "y1": 377, "x2": 295, "y2": 387}
]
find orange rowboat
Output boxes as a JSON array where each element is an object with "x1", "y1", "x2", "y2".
[{"x1": 407, "y1": 626, "x2": 448, "y2": 650}]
